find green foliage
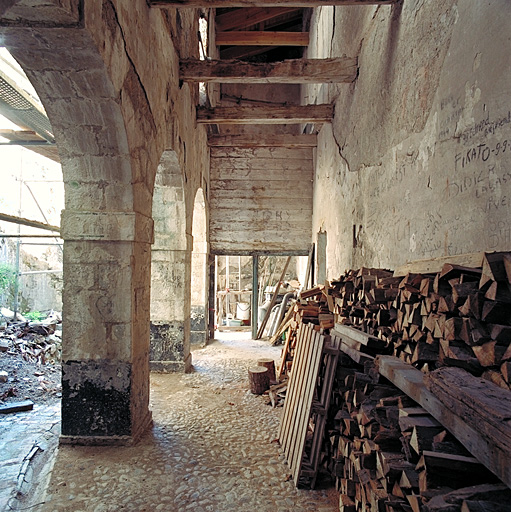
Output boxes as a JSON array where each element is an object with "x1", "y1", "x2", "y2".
[
  {"x1": 24, "y1": 310, "x2": 46, "y2": 322},
  {"x1": 0, "y1": 264, "x2": 17, "y2": 309}
]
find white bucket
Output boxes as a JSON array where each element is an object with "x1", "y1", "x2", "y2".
[{"x1": 236, "y1": 302, "x2": 250, "y2": 320}]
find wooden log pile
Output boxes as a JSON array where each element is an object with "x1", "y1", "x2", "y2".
[
  {"x1": 327, "y1": 252, "x2": 511, "y2": 389},
  {"x1": 325, "y1": 355, "x2": 510, "y2": 512}
]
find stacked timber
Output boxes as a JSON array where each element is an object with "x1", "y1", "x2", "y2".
[
  {"x1": 325, "y1": 355, "x2": 510, "y2": 512},
  {"x1": 326, "y1": 252, "x2": 511, "y2": 389}
]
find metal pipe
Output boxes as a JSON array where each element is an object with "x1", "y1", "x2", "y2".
[{"x1": 270, "y1": 291, "x2": 294, "y2": 337}]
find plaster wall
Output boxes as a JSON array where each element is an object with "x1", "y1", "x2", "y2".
[{"x1": 305, "y1": 1, "x2": 511, "y2": 278}]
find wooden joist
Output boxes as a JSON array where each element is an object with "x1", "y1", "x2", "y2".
[
  {"x1": 197, "y1": 104, "x2": 333, "y2": 124},
  {"x1": 151, "y1": 0, "x2": 398, "y2": 7},
  {"x1": 215, "y1": 7, "x2": 300, "y2": 31},
  {"x1": 216, "y1": 31, "x2": 308, "y2": 46},
  {"x1": 376, "y1": 355, "x2": 511, "y2": 489},
  {"x1": 180, "y1": 57, "x2": 358, "y2": 83},
  {"x1": 208, "y1": 133, "x2": 317, "y2": 148}
]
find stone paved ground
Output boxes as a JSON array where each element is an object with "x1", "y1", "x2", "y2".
[
  {"x1": 0, "y1": 400, "x2": 60, "y2": 511},
  {"x1": 3, "y1": 333, "x2": 339, "y2": 511}
]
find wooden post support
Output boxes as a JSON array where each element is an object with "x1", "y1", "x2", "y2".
[
  {"x1": 252, "y1": 255, "x2": 259, "y2": 339},
  {"x1": 248, "y1": 366, "x2": 270, "y2": 394},
  {"x1": 257, "y1": 358, "x2": 276, "y2": 384}
]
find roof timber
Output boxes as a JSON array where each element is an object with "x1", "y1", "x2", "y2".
[
  {"x1": 180, "y1": 58, "x2": 358, "y2": 83},
  {"x1": 208, "y1": 134, "x2": 317, "y2": 147},
  {"x1": 216, "y1": 31, "x2": 308, "y2": 46},
  {"x1": 197, "y1": 104, "x2": 333, "y2": 124},
  {"x1": 151, "y1": 1, "x2": 397, "y2": 6},
  {"x1": 216, "y1": 7, "x2": 301, "y2": 31}
]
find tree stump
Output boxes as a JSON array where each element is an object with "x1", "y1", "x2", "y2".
[
  {"x1": 257, "y1": 358, "x2": 276, "y2": 384},
  {"x1": 248, "y1": 366, "x2": 270, "y2": 395}
]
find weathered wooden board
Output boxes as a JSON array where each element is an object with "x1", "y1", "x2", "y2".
[
  {"x1": 376, "y1": 356, "x2": 511, "y2": 488},
  {"x1": 210, "y1": 166, "x2": 313, "y2": 182},
  {"x1": 424, "y1": 367, "x2": 511, "y2": 453},
  {"x1": 209, "y1": 145, "x2": 312, "y2": 253},
  {"x1": 180, "y1": 57, "x2": 357, "y2": 83},
  {"x1": 208, "y1": 133, "x2": 317, "y2": 148},
  {"x1": 210, "y1": 207, "x2": 311, "y2": 223},
  {"x1": 152, "y1": 0, "x2": 398, "y2": 6},
  {"x1": 211, "y1": 146, "x2": 313, "y2": 159},
  {"x1": 216, "y1": 31, "x2": 309, "y2": 47},
  {"x1": 393, "y1": 253, "x2": 484, "y2": 277},
  {"x1": 215, "y1": 7, "x2": 300, "y2": 32},
  {"x1": 197, "y1": 104, "x2": 333, "y2": 124}
]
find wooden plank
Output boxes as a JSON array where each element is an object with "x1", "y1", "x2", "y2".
[
  {"x1": 216, "y1": 31, "x2": 309, "y2": 46},
  {"x1": 210, "y1": 166, "x2": 313, "y2": 182},
  {"x1": 278, "y1": 325, "x2": 307, "y2": 447},
  {"x1": 210, "y1": 196, "x2": 312, "y2": 209},
  {"x1": 180, "y1": 57, "x2": 357, "y2": 83},
  {"x1": 376, "y1": 356, "x2": 511, "y2": 488},
  {"x1": 211, "y1": 157, "x2": 312, "y2": 170},
  {"x1": 393, "y1": 253, "x2": 484, "y2": 277},
  {"x1": 210, "y1": 208, "x2": 311, "y2": 223},
  {"x1": 210, "y1": 183, "x2": 312, "y2": 199},
  {"x1": 332, "y1": 323, "x2": 387, "y2": 349},
  {"x1": 210, "y1": 240, "x2": 310, "y2": 254},
  {"x1": 211, "y1": 221, "x2": 312, "y2": 236},
  {"x1": 293, "y1": 329, "x2": 325, "y2": 484},
  {"x1": 152, "y1": 0, "x2": 398, "y2": 7},
  {"x1": 424, "y1": 367, "x2": 511, "y2": 453},
  {"x1": 211, "y1": 146, "x2": 313, "y2": 159},
  {"x1": 216, "y1": 7, "x2": 300, "y2": 31},
  {"x1": 287, "y1": 327, "x2": 316, "y2": 468},
  {"x1": 197, "y1": 104, "x2": 333, "y2": 124},
  {"x1": 208, "y1": 133, "x2": 317, "y2": 148},
  {"x1": 0, "y1": 400, "x2": 34, "y2": 414}
]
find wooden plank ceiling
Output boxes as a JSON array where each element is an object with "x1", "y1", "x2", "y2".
[{"x1": 151, "y1": 1, "x2": 397, "y2": 254}]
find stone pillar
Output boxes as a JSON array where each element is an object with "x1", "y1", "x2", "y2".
[
  {"x1": 150, "y1": 245, "x2": 192, "y2": 372},
  {"x1": 60, "y1": 210, "x2": 153, "y2": 445},
  {"x1": 190, "y1": 248, "x2": 208, "y2": 347}
]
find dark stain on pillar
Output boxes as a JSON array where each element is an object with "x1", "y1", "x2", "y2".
[{"x1": 61, "y1": 360, "x2": 131, "y2": 438}]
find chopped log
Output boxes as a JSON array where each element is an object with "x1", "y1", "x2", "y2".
[
  {"x1": 257, "y1": 358, "x2": 276, "y2": 384},
  {"x1": 248, "y1": 366, "x2": 269, "y2": 394}
]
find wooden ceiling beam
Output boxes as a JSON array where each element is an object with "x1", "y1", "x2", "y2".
[
  {"x1": 181, "y1": 57, "x2": 357, "y2": 83},
  {"x1": 219, "y1": 45, "x2": 276, "y2": 59},
  {"x1": 151, "y1": 1, "x2": 397, "y2": 7},
  {"x1": 216, "y1": 31, "x2": 308, "y2": 46},
  {"x1": 208, "y1": 133, "x2": 317, "y2": 147},
  {"x1": 216, "y1": 7, "x2": 301, "y2": 31},
  {"x1": 197, "y1": 104, "x2": 333, "y2": 124}
]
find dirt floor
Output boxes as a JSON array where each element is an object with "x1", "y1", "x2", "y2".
[{"x1": 0, "y1": 350, "x2": 61, "y2": 405}]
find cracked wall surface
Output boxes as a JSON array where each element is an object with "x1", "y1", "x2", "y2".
[{"x1": 305, "y1": 0, "x2": 511, "y2": 276}]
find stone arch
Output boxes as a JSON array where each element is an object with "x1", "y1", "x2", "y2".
[
  {"x1": 150, "y1": 149, "x2": 192, "y2": 372},
  {"x1": 0, "y1": 7, "x2": 154, "y2": 443},
  {"x1": 190, "y1": 187, "x2": 208, "y2": 347}
]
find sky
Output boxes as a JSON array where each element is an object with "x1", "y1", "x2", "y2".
[{"x1": 0, "y1": 48, "x2": 64, "y2": 264}]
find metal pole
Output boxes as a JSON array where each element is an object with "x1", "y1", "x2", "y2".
[{"x1": 251, "y1": 255, "x2": 259, "y2": 340}]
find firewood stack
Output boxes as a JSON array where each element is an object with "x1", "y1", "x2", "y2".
[{"x1": 325, "y1": 355, "x2": 510, "y2": 512}]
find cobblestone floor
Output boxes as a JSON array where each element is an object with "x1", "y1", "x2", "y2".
[{"x1": 3, "y1": 333, "x2": 338, "y2": 511}]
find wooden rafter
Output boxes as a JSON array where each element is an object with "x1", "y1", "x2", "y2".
[
  {"x1": 216, "y1": 31, "x2": 308, "y2": 46},
  {"x1": 197, "y1": 104, "x2": 333, "y2": 124},
  {"x1": 151, "y1": 0, "x2": 397, "y2": 6},
  {"x1": 216, "y1": 7, "x2": 301, "y2": 31},
  {"x1": 180, "y1": 57, "x2": 357, "y2": 83},
  {"x1": 219, "y1": 45, "x2": 276, "y2": 59},
  {"x1": 208, "y1": 133, "x2": 317, "y2": 147}
]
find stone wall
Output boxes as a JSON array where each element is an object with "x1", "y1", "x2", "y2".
[
  {"x1": 305, "y1": 1, "x2": 511, "y2": 278},
  {"x1": 0, "y1": 0, "x2": 209, "y2": 442}
]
